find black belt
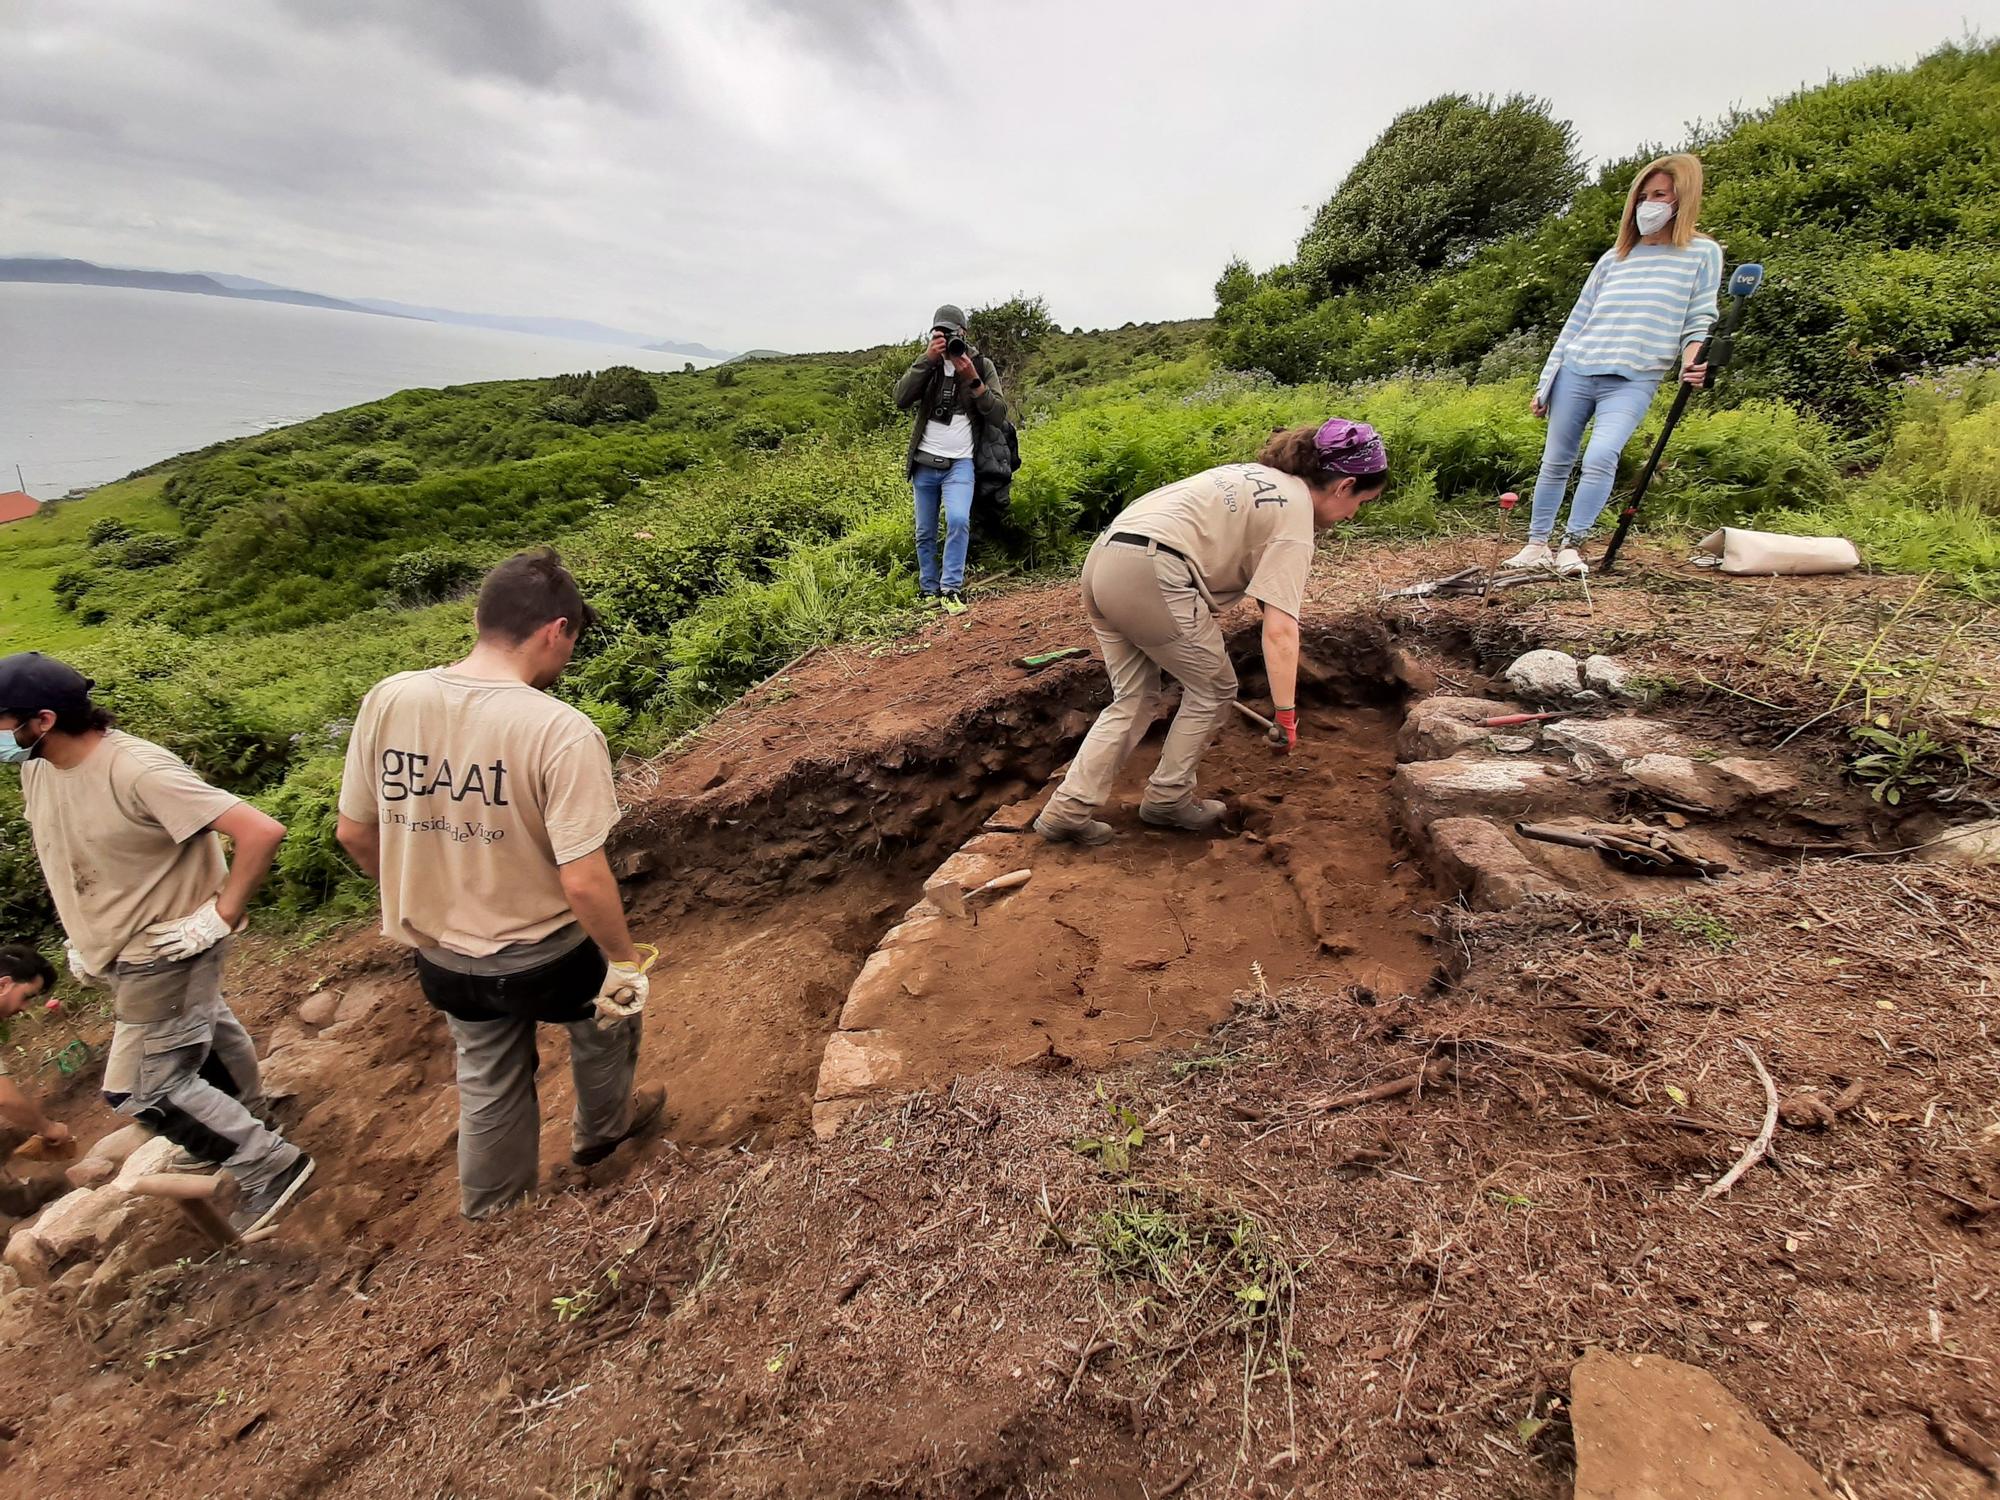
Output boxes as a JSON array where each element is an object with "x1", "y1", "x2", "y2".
[{"x1": 1107, "y1": 531, "x2": 1190, "y2": 564}]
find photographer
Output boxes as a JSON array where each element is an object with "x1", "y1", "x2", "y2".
[{"x1": 892, "y1": 304, "x2": 1006, "y2": 609}]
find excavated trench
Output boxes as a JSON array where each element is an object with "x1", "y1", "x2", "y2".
[{"x1": 601, "y1": 621, "x2": 1437, "y2": 1147}]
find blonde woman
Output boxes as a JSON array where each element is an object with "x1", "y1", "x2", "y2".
[{"x1": 1509, "y1": 153, "x2": 1722, "y2": 577}]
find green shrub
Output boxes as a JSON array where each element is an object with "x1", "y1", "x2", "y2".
[
  {"x1": 86, "y1": 517, "x2": 134, "y2": 548},
  {"x1": 385, "y1": 547, "x2": 481, "y2": 606},
  {"x1": 116, "y1": 533, "x2": 183, "y2": 569}
]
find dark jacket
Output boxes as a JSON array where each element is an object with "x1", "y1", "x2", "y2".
[{"x1": 893, "y1": 352, "x2": 1017, "y2": 502}]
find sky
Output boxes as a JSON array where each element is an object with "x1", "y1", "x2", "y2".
[{"x1": 3, "y1": 0, "x2": 1991, "y2": 352}]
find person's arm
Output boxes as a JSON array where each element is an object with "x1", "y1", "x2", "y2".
[
  {"x1": 557, "y1": 850, "x2": 638, "y2": 966},
  {"x1": 0, "y1": 1075, "x2": 62, "y2": 1143},
  {"x1": 1679, "y1": 242, "x2": 1723, "y2": 386},
  {"x1": 1535, "y1": 255, "x2": 1607, "y2": 413},
  {"x1": 207, "y1": 802, "x2": 286, "y2": 929},
  {"x1": 1261, "y1": 605, "x2": 1300, "y2": 719},
  {"x1": 336, "y1": 814, "x2": 382, "y2": 881},
  {"x1": 962, "y1": 353, "x2": 1007, "y2": 422},
  {"x1": 893, "y1": 336, "x2": 947, "y2": 409}
]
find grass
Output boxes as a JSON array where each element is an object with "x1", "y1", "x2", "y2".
[{"x1": 0, "y1": 474, "x2": 178, "y2": 653}]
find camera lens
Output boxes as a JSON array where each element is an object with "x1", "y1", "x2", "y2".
[{"x1": 946, "y1": 335, "x2": 967, "y2": 358}]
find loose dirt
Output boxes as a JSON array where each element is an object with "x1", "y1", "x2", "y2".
[{"x1": 0, "y1": 543, "x2": 1995, "y2": 1499}]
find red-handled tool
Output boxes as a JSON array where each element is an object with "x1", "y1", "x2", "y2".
[
  {"x1": 1480, "y1": 492, "x2": 1521, "y2": 597},
  {"x1": 1479, "y1": 711, "x2": 1567, "y2": 728}
]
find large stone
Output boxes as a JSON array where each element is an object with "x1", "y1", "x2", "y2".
[
  {"x1": 1427, "y1": 818, "x2": 1565, "y2": 909},
  {"x1": 4, "y1": 1224, "x2": 52, "y2": 1287},
  {"x1": 1391, "y1": 756, "x2": 1576, "y2": 838},
  {"x1": 1582, "y1": 654, "x2": 1634, "y2": 696},
  {"x1": 1548, "y1": 717, "x2": 1697, "y2": 768},
  {"x1": 1926, "y1": 818, "x2": 2000, "y2": 869},
  {"x1": 333, "y1": 974, "x2": 398, "y2": 1026},
  {"x1": 1571, "y1": 1348, "x2": 1835, "y2": 1499},
  {"x1": 814, "y1": 1032, "x2": 905, "y2": 1103},
  {"x1": 20, "y1": 1184, "x2": 132, "y2": 1263},
  {"x1": 297, "y1": 991, "x2": 339, "y2": 1028},
  {"x1": 1709, "y1": 756, "x2": 1801, "y2": 804},
  {"x1": 1505, "y1": 649, "x2": 1584, "y2": 703},
  {"x1": 1395, "y1": 696, "x2": 1520, "y2": 762},
  {"x1": 258, "y1": 1037, "x2": 348, "y2": 1102},
  {"x1": 1623, "y1": 753, "x2": 1743, "y2": 814},
  {"x1": 79, "y1": 1123, "x2": 151, "y2": 1172}
]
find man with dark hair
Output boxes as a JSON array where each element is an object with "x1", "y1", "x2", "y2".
[
  {"x1": 0, "y1": 944, "x2": 71, "y2": 1218},
  {"x1": 0, "y1": 653, "x2": 315, "y2": 1235},
  {"x1": 336, "y1": 548, "x2": 662, "y2": 1220}
]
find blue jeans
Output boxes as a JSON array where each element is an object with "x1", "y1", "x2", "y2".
[
  {"x1": 1529, "y1": 369, "x2": 1662, "y2": 543},
  {"x1": 912, "y1": 457, "x2": 974, "y2": 593}
]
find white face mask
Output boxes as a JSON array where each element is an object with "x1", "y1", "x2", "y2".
[{"x1": 1635, "y1": 201, "x2": 1675, "y2": 236}]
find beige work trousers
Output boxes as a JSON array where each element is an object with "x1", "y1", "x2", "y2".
[{"x1": 1042, "y1": 537, "x2": 1237, "y2": 827}]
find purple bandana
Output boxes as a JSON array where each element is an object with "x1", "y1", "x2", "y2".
[{"x1": 1314, "y1": 418, "x2": 1387, "y2": 477}]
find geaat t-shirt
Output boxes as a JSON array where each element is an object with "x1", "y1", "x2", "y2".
[
  {"x1": 20, "y1": 731, "x2": 241, "y2": 973},
  {"x1": 337, "y1": 668, "x2": 621, "y2": 958},
  {"x1": 1108, "y1": 463, "x2": 1316, "y2": 616}
]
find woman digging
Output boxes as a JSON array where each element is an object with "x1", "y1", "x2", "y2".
[
  {"x1": 1034, "y1": 420, "x2": 1388, "y2": 846},
  {"x1": 1511, "y1": 152, "x2": 1723, "y2": 578}
]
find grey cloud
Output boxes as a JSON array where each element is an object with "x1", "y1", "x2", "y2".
[{"x1": 269, "y1": 0, "x2": 649, "y2": 94}]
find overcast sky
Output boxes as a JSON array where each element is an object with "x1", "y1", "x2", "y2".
[{"x1": 4, "y1": 0, "x2": 1989, "y2": 351}]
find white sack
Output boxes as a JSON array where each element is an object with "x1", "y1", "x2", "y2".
[{"x1": 1694, "y1": 527, "x2": 1860, "y2": 576}]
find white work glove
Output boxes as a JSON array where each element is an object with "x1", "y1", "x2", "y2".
[
  {"x1": 593, "y1": 944, "x2": 658, "y2": 1029},
  {"x1": 143, "y1": 898, "x2": 236, "y2": 963},
  {"x1": 64, "y1": 940, "x2": 106, "y2": 990}
]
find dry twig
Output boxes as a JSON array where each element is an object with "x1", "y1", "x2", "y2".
[{"x1": 1703, "y1": 1040, "x2": 1779, "y2": 1199}]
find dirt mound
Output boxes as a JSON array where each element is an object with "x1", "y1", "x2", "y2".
[{"x1": 1, "y1": 556, "x2": 1995, "y2": 1498}]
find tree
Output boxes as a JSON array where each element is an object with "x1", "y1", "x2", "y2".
[
  {"x1": 967, "y1": 294, "x2": 1056, "y2": 386},
  {"x1": 1294, "y1": 94, "x2": 1584, "y2": 295}
]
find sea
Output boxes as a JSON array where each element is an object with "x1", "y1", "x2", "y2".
[{"x1": 0, "y1": 282, "x2": 718, "y2": 499}]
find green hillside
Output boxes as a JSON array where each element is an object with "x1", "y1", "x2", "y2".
[{"x1": 2, "y1": 42, "x2": 1996, "y2": 938}]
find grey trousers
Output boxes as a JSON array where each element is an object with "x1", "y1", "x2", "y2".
[
  {"x1": 101, "y1": 943, "x2": 300, "y2": 1198},
  {"x1": 1043, "y1": 537, "x2": 1238, "y2": 826},
  {"x1": 446, "y1": 1011, "x2": 641, "y2": 1220}
]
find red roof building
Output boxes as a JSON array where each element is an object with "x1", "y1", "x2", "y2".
[{"x1": 0, "y1": 491, "x2": 41, "y2": 525}]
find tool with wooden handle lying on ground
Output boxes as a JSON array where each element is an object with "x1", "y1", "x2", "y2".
[{"x1": 1514, "y1": 821, "x2": 1729, "y2": 877}]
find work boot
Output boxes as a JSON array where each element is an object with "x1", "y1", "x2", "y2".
[
  {"x1": 1554, "y1": 545, "x2": 1590, "y2": 578},
  {"x1": 1033, "y1": 811, "x2": 1116, "y2": 846},
  {"x1": 1503, "y1": 542, "x2": 1555, "y2": 570},
  {"x1": 573, "y1": 1085, "x2": 667, "y2": 1167},
  {"x1": 230, "y1": 1152, "x2": 316, "y2": 1236},
  {"x1": 1139, "y1": 797, "x2": 1227, "y2": 833}
]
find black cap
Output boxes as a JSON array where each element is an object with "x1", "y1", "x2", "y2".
[{"x1": 0, "y1": 653, "x2": 95, "y2": 716}]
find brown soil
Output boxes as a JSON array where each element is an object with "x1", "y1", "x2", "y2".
[{"x1": 1, "y1": 546, "x2": 1995, "y2": 1499}]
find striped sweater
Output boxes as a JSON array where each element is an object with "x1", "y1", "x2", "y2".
[{"x1": 1536, "y1": 239, "x2": 1724, "y2": 399}]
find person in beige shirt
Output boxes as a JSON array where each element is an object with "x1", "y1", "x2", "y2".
[
  {"x1": 1036, "y1": 419, "x2": 1390, "y2": 844},
  {"x1": 337, "y1": 548, "x2": 662, "y2": 1220},
  {"x1": 1, "y1": 653, "x2": 314, "y2": 1236}
]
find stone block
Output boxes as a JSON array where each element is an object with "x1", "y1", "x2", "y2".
[
  {"x1": 1624, "y1": 753, "x2": 1739, "y2": 814},
  {"x1": 1709, "y1": 756, "x2": 1801, "y2": 804},
  {"x1": 1504, "y1": 649, "x2": 1583, "y2": 702},
  {"x1": 1547, "y1": 717, "x2": 1697, "y2": 767},
  {"x1": 1426, "y1": 818, "x2": 1565, "y2": 909},
  {"x1": 1571, "y1": 1348, "x2": 1834, "y2": 1499},
  {"x1": 814, "y1": 1031, "x2": 905, "y2": 1103},
  {"x1": 1391, "y1": 756, "x2": 1576, "y2": 838},
  {"x1": 1395, "y1": 696, "x2": 1519, "y2": 762},
  {"x1": 297, "y1": 991, "x2": 339, "y2": 1028}
]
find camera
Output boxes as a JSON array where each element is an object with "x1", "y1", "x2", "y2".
[{"x1": 945, "y1": 334, "x2": 968, "y2": 359}]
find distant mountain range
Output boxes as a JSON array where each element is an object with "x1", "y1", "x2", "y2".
[{"x1": 2, "y1": 258, "x2": 736, "y2": 359}]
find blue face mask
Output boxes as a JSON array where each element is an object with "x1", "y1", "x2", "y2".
[{"x1": 0, "y1": 729, "x2": 33, "y2": 764}]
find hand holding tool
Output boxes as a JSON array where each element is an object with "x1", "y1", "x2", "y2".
[{"x1": 594, "y1": 942, "x2": 660, "y2": 1028}]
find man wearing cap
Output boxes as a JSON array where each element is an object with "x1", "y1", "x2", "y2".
[
  {"x1": 1035, "y1": 419, "x2": 1390, "y2": 845},
  {"x1": 0, "y1": 653, "x2": 314, "y2": 1235},
  {"x1": 892, "y1": 304, "x2": 1007, "y2": 608}
]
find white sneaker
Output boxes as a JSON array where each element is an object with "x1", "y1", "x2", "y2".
[
  {"x1": 1554, "y1": 546, "x2": 1589, "y2": 578},
  {"x1": 1503, "y1": 542, "x2": 1554, "y2": 570}
]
